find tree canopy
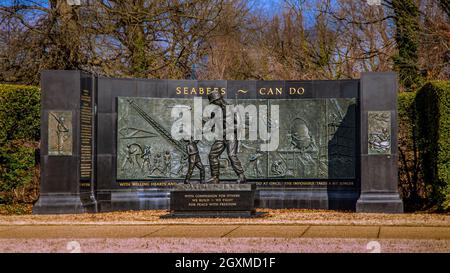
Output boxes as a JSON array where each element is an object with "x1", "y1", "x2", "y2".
[{"x1": 0, "y1": 0, "x2": 448, "y2": 90}]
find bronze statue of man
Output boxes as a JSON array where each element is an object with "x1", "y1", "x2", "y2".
[{"x1": 206, "y1": 91, "x2": 246, "y2": 184}]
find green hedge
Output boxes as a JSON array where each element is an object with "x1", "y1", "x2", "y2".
[
  {"x1": 398, "y1": 81, "x2": 450, "y2": 211},
  {"x1": 416, "y1": 81, "x2": 450, "y2": 210},
  {"x1": 398, "y1": 90, "x2": 420, "y2": 210},
  {"x1": 0, "y1": 84, "x2": 40, "y2": 202}
]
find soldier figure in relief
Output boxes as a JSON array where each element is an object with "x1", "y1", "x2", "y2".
[{"x1": 52, "y1": 113, "x2": 69, "y2": 154}]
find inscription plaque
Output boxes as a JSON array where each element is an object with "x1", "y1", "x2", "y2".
[
  {"x1": 80, "y1": 89, "x2": 93, "y2": 180},
  {"x1": 168, "y1": 184, "x2": 257, "y2": 217}
]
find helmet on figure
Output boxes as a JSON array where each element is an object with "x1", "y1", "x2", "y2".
[{"x1": 208, "y1": 90, "x2": 224, "y2": 104}]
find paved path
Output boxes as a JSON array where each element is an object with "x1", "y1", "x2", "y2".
[
  {"x1": 1, "y1": 224, "x2": 449, "y2": 252},
  {"x1": 1, "y1": 224, "x2": 449, "y2": 240}
]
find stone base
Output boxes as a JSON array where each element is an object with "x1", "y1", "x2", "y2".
[
  {"x1": 33, "y1": 193, "x2": 96, "y2": 214},
  {"x1": 356, "y1": 192, "x2": 404, "y2": 213},
  {"x1": 96, "y1": 190, "x2": 170, "y2": 212},
  {"x1": 162, "y1": 211, "x2": 265, "y2": 218},
  {"x1": 167, "y1": 183, "x2": 256, "y2": 218},
  {"x1": 94, "y1": 187, "x2": 359, "y2": 212},
  {"x1": 256, "y1": 188, "x2": 359, "y2": 210}
]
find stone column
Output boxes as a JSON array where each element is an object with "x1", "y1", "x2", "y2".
[
  {"x1": 33, "y1": 70, "x2": 97, "y2": 214},
  {"x1": 356, "y1": 72, "x2": 403, "y2": 213}
]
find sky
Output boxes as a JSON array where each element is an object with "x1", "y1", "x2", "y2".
[
  {"x1": 253, "y1": 0, "x2": 340, "y2": 26},
  {"x1": 0, "y1": 0, "x2": 340, "y2": 27}
]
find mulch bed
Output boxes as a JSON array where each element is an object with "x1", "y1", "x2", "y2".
[{"x1": 0, "y1": 205, "x2": 449, "y2": 226}]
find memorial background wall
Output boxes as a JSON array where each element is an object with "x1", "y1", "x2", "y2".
[{"x1": 32, "y1": 70, "x2": 404, "y2": 214}]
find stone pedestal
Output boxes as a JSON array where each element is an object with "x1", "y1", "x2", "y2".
[
  {"x1": 33, "y1": 70, "x2": 97, "y2": 214},
  {"x1": 166, "y1": 184, "x2": 257, "y2": 218},
  {"x1": 356, "y1": 72, "x2": 404, "y2": 213}
]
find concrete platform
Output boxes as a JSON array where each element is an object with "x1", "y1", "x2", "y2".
[
  {"x1": 226, "y1": 225, "x2": 309, "y2": 238},
  {"x1": 147, "y1": 225, "x2": 239, "y2": 238},
  {"x1": 379, "y1": 226, "x2": 450, "y2": 240},
  {"x1": 0, "y1": 224, "x2": 449, "y2": 240},
  {"x1": 303, "y1": 226, "x2": 379, "y2": 238}
]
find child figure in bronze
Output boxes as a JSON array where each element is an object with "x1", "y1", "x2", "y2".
[{"x1": 183, "y1": 138, "x2": 205, "y2": 184}]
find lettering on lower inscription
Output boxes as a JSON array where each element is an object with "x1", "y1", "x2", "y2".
[{"x1": 185, "y1": 193, "x2": 239, "y2": 207}]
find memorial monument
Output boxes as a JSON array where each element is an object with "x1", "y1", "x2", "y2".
[{"x1": 33, "y1": 70, "x2": 403, "y2": 214}]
